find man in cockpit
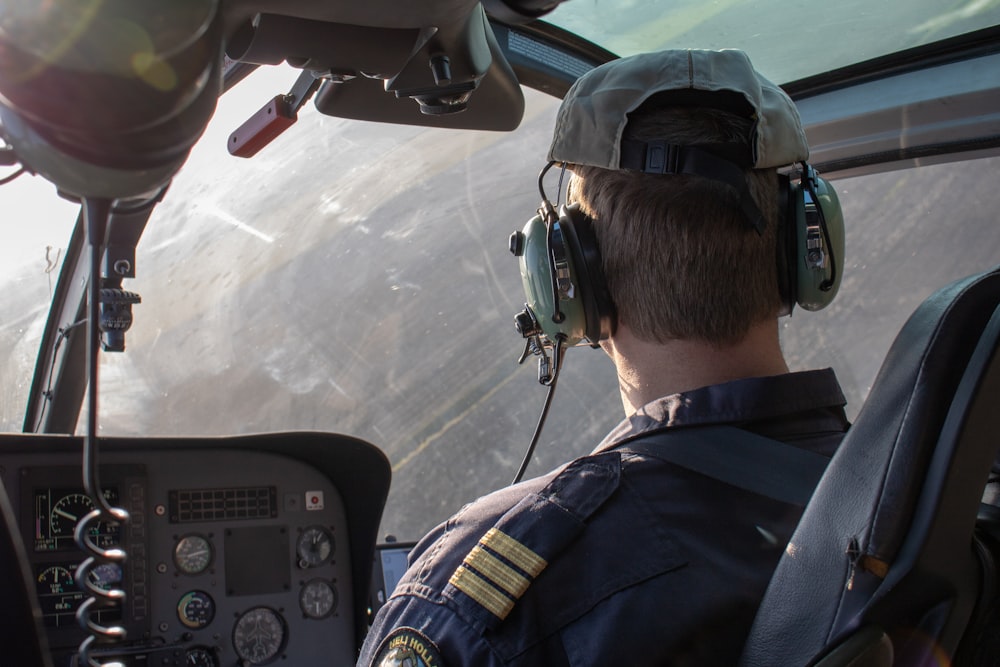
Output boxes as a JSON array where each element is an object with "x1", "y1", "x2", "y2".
[{"x1": 358, "y1": 48, "x2": 849, "y2": 666}]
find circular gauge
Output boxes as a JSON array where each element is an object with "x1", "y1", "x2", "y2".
[
  {"x1": 299, "y1": 579, "x2": 337, "y2": 619},
  {"x1": 174, "y1": 534, "x2": 213, "y2": 575},
  {"x1": 177, "y1": 590, "x2": 215, "y2": 629},
  {"x1": 296, "y1": 525, "x2": 334, "y2": 568},
  {"x1": 37, "y1": 565, "x2": 75, "y2": 594},
  {"x1": 232, "y1": 607, "x2": 286, "y2": 664},
  {"x1": 87, "y1": 562, "x2": 123, "y2": 590},
  {"x1": 49, "y1": 493, "x2": 95, "y2": 537},
  {"x1": 184, "y1": 646, "x2": 218, "y2": 667},
  {"x1": 48, "y1": 491, "x2": 119, "y2": 548}
]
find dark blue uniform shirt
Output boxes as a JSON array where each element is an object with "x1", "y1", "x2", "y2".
[{"x1": 359, "y1": 369, "x2": 848, "y2": 667}]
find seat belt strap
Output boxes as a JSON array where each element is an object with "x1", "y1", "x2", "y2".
[{"x1": 609, "y1": 426, "x2": 830, "y2": 507}]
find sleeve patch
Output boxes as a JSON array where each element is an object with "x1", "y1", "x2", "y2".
[{"x1": 371, "y1": 627, "x2": 445, "y2": 667}]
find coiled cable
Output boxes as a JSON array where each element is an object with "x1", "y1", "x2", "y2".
[{"x1": 74, "y1": 197, "x2": 130, "y2": 667}]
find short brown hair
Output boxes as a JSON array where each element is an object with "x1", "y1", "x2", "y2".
[{"x1": 568, "y1": 105, "x2": 782, "y2": 345}]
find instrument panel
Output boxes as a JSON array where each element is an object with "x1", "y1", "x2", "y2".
[{"x1": 0, "y1": 432, "x2": 390, "y2": 667}]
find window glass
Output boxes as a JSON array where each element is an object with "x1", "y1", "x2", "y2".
[
  {"x1": 2, "y1": 63, "x2": 999, "y2": 542},
  {"x1": 93, "y1": 70, "x2": 615, "y2": 541},
  {"x1": 544, "y1": 0, "x2": 1000, "y2": 84},
  {"x1": 0, "y1": 177, "x2": 77, "y2": 432},
  {"x1": 781, "y1": 156, "x2": 1000, "y2": 420}
]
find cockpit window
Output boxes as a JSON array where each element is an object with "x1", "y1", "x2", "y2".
[
  {"x1": 0, "y1": 180, "x2": 77, "y2": 432},
  {"x1": 544, "y1": 1, "x2": 1000, "y2": 83},
  {"x1": 1, "y1": 4, "x2": 1000, "y2": 544},
  {"x1": 8, "y1": 66, "x2": 1000, "y2": 542},
  {"x1": 782, "y1": 155, "x2": 1000, "y2": 418}
]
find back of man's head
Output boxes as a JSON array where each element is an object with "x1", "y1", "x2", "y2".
[{"x1": 550, "y1": 49, "x2": 809, "y2": 346}]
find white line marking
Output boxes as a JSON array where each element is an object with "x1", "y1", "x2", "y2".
[{"x1": 202, "y1": 202, "x2": 275, "y2": 243}]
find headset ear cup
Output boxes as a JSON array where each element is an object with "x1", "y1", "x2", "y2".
[
  {"x1": 776, "y1": 174, "x2": 798, "y2": 316},
  {"x1": 513, "y1": 212, "x2": 582, "y2": 345},
  {"x1": 559, "y1": 204, "x2": 616, "y2": 344},
  {"x1": 777, "y1": 167, "x2": 845, "y2": 314},
  {"x1": 512, "y1": 208, "x2": 594, "y2": 347},
  {"x1": 795, "y1": 170, "x2": 844, "y2": 311},
  {"x1": 814, "y1": 174, "x2": 845, "y2": 299}
]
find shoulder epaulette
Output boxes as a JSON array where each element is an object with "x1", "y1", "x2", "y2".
[{"x1": 445, "y1": 451, "x2": 621, "y2": 627}]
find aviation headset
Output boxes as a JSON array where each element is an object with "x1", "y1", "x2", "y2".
[{"x1": 510, "y1": 152, "x2": 845, "y2": 350}]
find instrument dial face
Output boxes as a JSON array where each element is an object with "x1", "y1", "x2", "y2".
[
  {"x1": 49, "y1": 493, "x2": 93, "y2": 538},
  {"x1": 174, "y1": 534, "x2": 213, "y2": 575},
  {"x1": 184, "y1": 646, "x2": 218, "y2": 667},
  {"x1": 296, "y1": 525, "x2": 334, "y2": 568},
  {"x1": 88, "y1": 562, "x2": 123, "y2": 590},
  {"x1": 299, "y1": 578, "x2": 337, "y2": 619},
  {"x1": 178, "y1": 590, "x2": 216, "y2": 629},
  {"x1": 35, "y1": 488, "x2": 120, "y2": 552},
  {"x1": 37, "y1": 565, "x2": 75, "y2": 592},
  {"x1": 233, "y1": 607, "x2": 286, "y2": 664}
]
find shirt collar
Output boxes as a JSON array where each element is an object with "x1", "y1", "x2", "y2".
[{"x1": 594, "y1": 368, "x2": 846, "y2": 453}]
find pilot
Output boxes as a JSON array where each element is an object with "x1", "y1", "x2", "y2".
[{"x1": 358, "y1": 48, "x2": 850, "y2": 666}]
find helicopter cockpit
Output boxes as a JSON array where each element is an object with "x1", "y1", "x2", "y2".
[{"x1": 1, "y1": 1, "x2": 1000, "y2": 666}]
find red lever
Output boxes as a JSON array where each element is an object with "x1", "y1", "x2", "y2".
[{"x1": 227, "y1": 95, "x2": 297, "y2": 158}]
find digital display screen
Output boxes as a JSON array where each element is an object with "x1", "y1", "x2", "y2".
[
  {"x1": 33, "y1": 488, "x2": 121, "y2": 552},
  {"x1": 34, "y1": 561, "x2": 122, "y2": 628},
  {"x1": 379, "y1": 546, "x2": 412, "y2": 597}
]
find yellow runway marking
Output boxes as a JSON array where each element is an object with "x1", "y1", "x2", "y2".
[{"x1": 391, "y1": 368, "x2": 521, "y2": 472}]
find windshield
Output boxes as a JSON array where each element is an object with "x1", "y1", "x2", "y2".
[
  {"x1": 545, "y1": 0, "x2": 1000, "y2": 83},
  {"x1": 0, "y1": 179, "x2": 77, "y2": 429},
  {"x1": 2, "y1": 2, "x2": 1000, "y2": 544}
]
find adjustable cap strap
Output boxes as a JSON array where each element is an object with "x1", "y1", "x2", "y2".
[
  {"x1": 609, "y1": 425, "x2": 830, "y2": 507},
  {"x1": 619, "y1": 140, "x2": 765, "y2": 234}
]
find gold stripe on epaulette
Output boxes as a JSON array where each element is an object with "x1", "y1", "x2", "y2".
[
  {"x1": 462, "y1": 545, "x2": 531, "y2": 599},
  {"x1": 449, "y1": 528, "x2": 549, "y2": 619},
  {"x1": 449, "y1": 565, "x2": 515, "y2": 619},
  {"x1": 481, "y1": 528, "x2": 547, "y2": 577}
]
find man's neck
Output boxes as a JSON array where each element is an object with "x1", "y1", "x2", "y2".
[{"x1": 604, "y1": 319, "x2": 790, "y2": 416}]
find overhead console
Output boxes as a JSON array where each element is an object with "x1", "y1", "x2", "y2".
[
  {"x1": 219, "y1": 1, "x2": 527, "y2": 158},
  {"x1": 0, "y1": 432, "x2": 389, "y2": 667}
]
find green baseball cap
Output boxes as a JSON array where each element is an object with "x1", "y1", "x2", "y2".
[{"x1": 548, "y1": 49, "x2": 809, "y2": 171}]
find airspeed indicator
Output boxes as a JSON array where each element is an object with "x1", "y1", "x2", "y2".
[{"x1": 174, "y1": 534, "x2": 213, "y2": 575}]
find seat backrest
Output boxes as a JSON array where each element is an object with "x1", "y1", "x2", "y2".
[{"x1": 740, "y1": 266, "x2": 1000, "y2": 666}]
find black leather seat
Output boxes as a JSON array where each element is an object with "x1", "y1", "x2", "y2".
[{"x1": 740, "y1": 266, "x2": 1000, "y2": 667}]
